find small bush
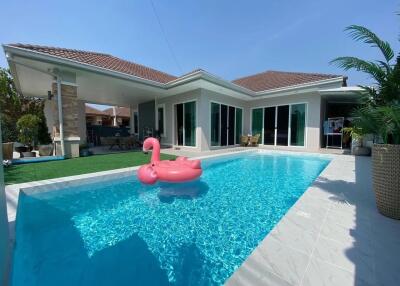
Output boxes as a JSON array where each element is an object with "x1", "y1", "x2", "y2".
[{"x1": 16, "y1": 114, "x2": 41, "y2": 147}]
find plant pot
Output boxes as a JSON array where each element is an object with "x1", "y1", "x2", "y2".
[
  {"x1": 372, "y1": 144, "x2": 400, "y2": 219},
  {"x1": 79, "y1": 149, "x2": 90, "y2": 157},
  {"x1": 38, "y1": 144, "x2": 53, "y2": 156},
  {"x1": 15, "y1": 146, "x2": 28, "y2": 153},
  {"x1": 351, "y1": 146, "x2": 371, "y2": 156},
  {"x1": 2, "y1": 142, "x2": 14, "y2": 160},
  {"x1": 21, "y1": 151, "x2": 36, "y2": 158}
]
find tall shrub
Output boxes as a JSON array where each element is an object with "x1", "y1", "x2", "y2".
[
  {"x1": 16, "y1": 114, "x2": 41, "y2": 147},
  {"x1": 0, "y1": 68, "x2": 51, "y2": 143}
]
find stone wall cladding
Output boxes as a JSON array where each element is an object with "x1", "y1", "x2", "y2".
[{"x1": 52, "y1": 83, "x2": 79, "y2": 138}]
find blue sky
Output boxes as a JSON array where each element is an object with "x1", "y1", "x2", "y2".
[{"x1": 0, "y1": 0, "x2": 399, "y2": 89}]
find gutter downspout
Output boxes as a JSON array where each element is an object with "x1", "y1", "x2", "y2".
[{"x1": 56, "y1": 76, "x2": 65, "y2": 157}]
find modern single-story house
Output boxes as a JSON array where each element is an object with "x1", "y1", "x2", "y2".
[
  {"x1": 2, "y1": 43, "x2": 362, "y2": 157},
  {"x1": 85, "y1": 105, "x2": 131, "y2": 127}
]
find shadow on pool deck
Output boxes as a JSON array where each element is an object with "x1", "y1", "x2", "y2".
[
  {"x1": 226, "y1": 155, "x2": 400, "y2": 286},
  {"x1": 303, "y1": 156, "x2": 400, "y2": 285}
]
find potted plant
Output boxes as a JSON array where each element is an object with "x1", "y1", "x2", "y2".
[
  {"x1": 16, "y1": 114, "x2": 41, "y2": 157},
  {"x1": 332, "y1": 25, "x2": 400, "y2": 219},
  {"x1": 343, "y1": 126, "x2": 371, "y2": 156},
  {"x1": 79, "y1": 143, "x2": 91, "y2": 157}
]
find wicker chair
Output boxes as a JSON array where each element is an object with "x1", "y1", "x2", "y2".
[
  {"x1": 249, "y1": 134, "x2": 260, "y2": 147},
  {"x1": 2, "y1": 142, "x2": 13, "y2": 160},
  {"x1": 240, "y1": 135, "x2": 249, "y2": 147}
]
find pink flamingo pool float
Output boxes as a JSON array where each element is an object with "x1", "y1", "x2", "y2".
[{"x1": 137, "y1": 137, "x2": 202, "y2": 184}]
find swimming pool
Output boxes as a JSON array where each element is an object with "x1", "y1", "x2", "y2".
[{"x1": 11, "y1": 151, "x2": 330, "y2": 286}]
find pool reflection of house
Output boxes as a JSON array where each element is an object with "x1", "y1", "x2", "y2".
[{"x1": 3, "y1": 44, "x2": 362, "y2": 157}]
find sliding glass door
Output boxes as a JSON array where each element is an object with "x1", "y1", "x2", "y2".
[
  {"x1": 290, "y1": 104, "x2": 306, "y2": 146},
  {"x1": 263, "y1": 107, "x2": 275, "y2": 145},
  {"x1": 176, "y1": 104, "x2": 184, "y2": 145},
  {"x1": 220, "y1": 105, "x2": 228, "y2": 146},
  {"x1": 211, "y1": 103, "x2": 243, "y2": 147},
  {"x1": 252, "y1": 103, "x2": 306, "y2": 147},
  {"x1": 276, "y1": 105, "x2": 289, "y2": 146},
  {"x1": 252, "y1": 108, "x2": 263, "y2": 143},
  {"x1": 228, "y1": 106, "x2": 235, "y2": 145},
  {"x1": 175, "y1": 101, "x2": 196, "y2": 147},
  {"x1": 211, "y1": 103, "x2": 220, "y2": 146},
  {"x1": 235, "y1": 108, "x2": 243, "y2": 144}
]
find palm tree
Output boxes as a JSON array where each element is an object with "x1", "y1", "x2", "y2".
[{"x1": 331, "y1": 25, "x2": 400, "y2": 144}]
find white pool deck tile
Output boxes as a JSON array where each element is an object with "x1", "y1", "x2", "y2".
[
  {"x1": 226, "y1": 154, "x2": 400, "y2": 286},
  {"x1": 5, "y1": 149, "x2": 400, "y2": 286}
]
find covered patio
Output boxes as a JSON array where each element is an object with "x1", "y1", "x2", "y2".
[
  {"x1": 4, "y1": 44, "x2": 180, "y2": 158},
  {"x1": 319, "y1": 87, "x2": 364, "y2": 151}
]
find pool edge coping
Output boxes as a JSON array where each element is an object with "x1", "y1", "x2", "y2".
[{"x1": 5, "y1": 148, "x2": 347, "y2": 286}]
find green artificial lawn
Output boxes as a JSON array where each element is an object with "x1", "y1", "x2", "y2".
[{"x1": 4, "y1": 151, "x2": 176, "y2": 185}]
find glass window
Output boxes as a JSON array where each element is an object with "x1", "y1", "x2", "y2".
[
  {"x1": 176, "y1": 104, "x2": 184, "y2": 145},
  {"x1": 252, "y1": 108, "x2": 263, "y2": 143},
  {"x1": 290, "y1": 104, "x2": 306, "y2": 146},
  {"x1": 133, "y1": 112, "x2": 138, "y2": 134},
  {"x1": 157, "y1": 106, "x2": 165, "y2": 136},
  {"x1": 276, "y1": 105, "x2": 289, "y2": 146},
  {"x1": 184, "y1": 101, "x2": 196, "y2": 146},
  {"x1": 263, "y1": 107, "x2": 276, "y2": 145},
  {"x1": 228, "y1": 106, "x2": 235, "y2": 145},
  {"x1": 211, "y1": 103, "x2": 220, "y2": 146},
  {"x1": 235, "y1": 108, "x2": 243, "y2": 144}
]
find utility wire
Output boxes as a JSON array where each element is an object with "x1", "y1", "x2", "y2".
[{"x1": 149, "y1": 0, "x2": 183, "y2": 74}]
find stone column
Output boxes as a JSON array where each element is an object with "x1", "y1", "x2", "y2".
[{"x1": 52, "y1": 83, "x2": 81, "y2": 158}]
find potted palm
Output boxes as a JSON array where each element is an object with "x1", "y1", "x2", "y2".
[
  {"x1": 343, "y1": 126, "x2": 371, "y2": 156},
  {"x1": 332, "y1": 25, "x2": 400, "y2": 219},
  {"x1": 16, "y1": 114, "x2": 41, "y2": 157}
]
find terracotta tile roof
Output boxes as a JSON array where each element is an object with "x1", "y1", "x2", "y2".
[
  {"x1": 9, "y1": 43, "x2": 177, "y2": 84},
  {"x1": 85, "y1": 105, "x2": 106, "y2": 115},
  {"x1": 103, "y1": 107, "x2": 130, "y2": 118},
  {"x1": 232, "y1": 70, "x2": 343, "y2": 92},
  {"x1": 8, "y1": 44, "x2": 345, "y2": 92}
]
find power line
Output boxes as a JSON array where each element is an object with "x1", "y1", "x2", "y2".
[{"x1": 149, "y1": 0, "x2": 183, "y2": 74}]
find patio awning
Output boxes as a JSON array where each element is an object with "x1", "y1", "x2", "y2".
[{"x1": 2, "y1": 44, "x2": 256, "y2": 106}]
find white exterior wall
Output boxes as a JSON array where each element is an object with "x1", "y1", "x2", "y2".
[
  {"x1": 157, "y1": 89, "x2": 249, "y2": 151},
  {"x1": 158, "y1": 89, "x2": 324, "y2": 152},
  {"x1": 157, "y1": 89, "x2": 202, "y2": 151},
  {"x1": 249, "y1": 91, "x2": 322, "y2": 151}
]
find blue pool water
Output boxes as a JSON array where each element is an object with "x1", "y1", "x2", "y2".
[{"x1": 12, "y1": 152, "x2": 330, "y2": 286}]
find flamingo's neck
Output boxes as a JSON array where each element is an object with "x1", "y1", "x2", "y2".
[{"x1": 143, "y1": 137, "x2": 160, "y2": 162}]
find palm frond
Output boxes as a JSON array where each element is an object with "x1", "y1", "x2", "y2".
[
  {"x1": 377, "y1": 60, "x2": 393, "y2": 74},
  {"x1": 345, "y1": 25, "x2": 394, "y2": 63},
  {"x1": 330, "y1": 57, "x2": 387, "y2": 84},
  {"x1": 357, "y1": 85, "x2": 380, "y2": 105}
]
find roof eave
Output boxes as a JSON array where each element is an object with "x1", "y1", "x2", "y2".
[
  {"x1": 252, "y1": 77, "x2": 345, "y2": 98},
  {"x1": 2, "y1": 44, "x2": 168, "y2": 89},
  {"x1": 2, "y1": 44, "x2": 348, "y2": 100}
]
